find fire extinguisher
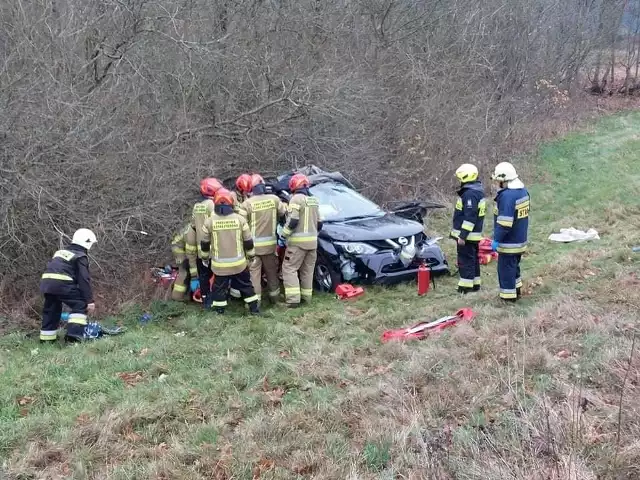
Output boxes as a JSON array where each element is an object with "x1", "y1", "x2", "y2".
[{"x1": 417, "y1": 262, "x2": 432, "y2": 296}]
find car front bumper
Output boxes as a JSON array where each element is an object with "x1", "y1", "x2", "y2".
[{"x1": 348, "y1": 246, "x2": 449, "y2": 286}]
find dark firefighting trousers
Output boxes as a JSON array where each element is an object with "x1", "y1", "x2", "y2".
[
  {"x1": 196, "y1": 258, "x2": 213, "y2": 304},
  {"x1": 40, "y1": 285, "x2": 88, "y2": 342},
  {"x1": 457, "y1": 241, "x2": 481, "y2": 292},
  {"x1": 209, "y1": 268, "x2": 259, "y2": 314},
  {"x1": 497, "y1": 253, "x2": 523, "y2": 300}
]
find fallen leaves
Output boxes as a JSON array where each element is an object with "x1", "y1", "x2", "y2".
[
  {"x1": 116, "y1": 371, "x2": 145, "y2": 388},
  {"x1": 252, "y1": 458, "x2": 275, "y2": 479},
  {"x1": 523, "y1": 277, "x2": 544, "y2": 296},
  {"x1": 139, "y1": 348, "x2": 150, "y2": 357},
  {"x1": 17, "y1": 395, "x2": 34, "y2": 406},
  {"x1": 261, "y1": 376, "x2": 286, "y2": 405},
  {"x1": 555, "y1": 350, "x2": 571, "y2": 359},
  {"x1": 121, "y1": 423, "x2": 143, "y2": 442},
  {"x1": 368, "y1": 364, "x2": 392, "y2": 377},
  {"x1": 278, "y1": 350, "x2": 290, "y2": 358}
]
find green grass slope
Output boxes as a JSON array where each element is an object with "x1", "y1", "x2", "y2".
[{"x1": 1, "y1": 112, "x2": 640, "y2": 479}]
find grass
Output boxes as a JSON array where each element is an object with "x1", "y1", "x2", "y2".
[{"x1": 2, "y1": 112, "x2": 640, "y2": 479}]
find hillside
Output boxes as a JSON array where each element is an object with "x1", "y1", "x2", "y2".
[{"x1": 1, "y1": 112, "x2": 640, "y2": 479}]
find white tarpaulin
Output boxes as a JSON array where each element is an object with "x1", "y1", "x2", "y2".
[{"x1": 548, "y1": 228, "x2": 600, "y2": 243}]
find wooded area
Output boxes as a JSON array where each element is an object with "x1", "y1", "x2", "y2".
[{"x1": 0, "y1": 0, "x2": 637, "y2": 311}]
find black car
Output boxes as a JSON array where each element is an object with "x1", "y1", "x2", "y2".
[{"x1": 266, "y1": 167, "x2": 450, "y2": 292}]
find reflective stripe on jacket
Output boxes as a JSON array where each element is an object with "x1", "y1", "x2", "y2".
[
  {"x1": 192, "y1": 198, "x2": 215, "y2": 259},
  {"x1": 494, "y1": 187, "x2": 530, "y2": 254},
  {"x1": 282, "y1": 193, "x2": 320, "y2": 250},
  {"x1": 171, "y1": 224, "x2": 198, "y2": 275},
  {"x1": 202, "y1": 212, "x2": 253, "y2": 276},
  {"x1": 451, "y1": 181, "x2": 486, "y2": 242},
  {"x1": 241, "y1": 194, "x2": 287, "y2": 255}
]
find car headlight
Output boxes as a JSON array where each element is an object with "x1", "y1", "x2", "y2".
[{"x1": 335, "y1": 241, "x2": 378, "y2": 255}]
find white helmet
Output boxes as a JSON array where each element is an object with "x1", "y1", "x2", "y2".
[
  {"x1": 492, "y1": 162, "x2": 518, "y2": 182},
  {"x1": 455, "y1": 163, "x2": 479, "y2": 183},
  {"x1": 72, "y1": 228, "x2": 98, "y2": 250}
]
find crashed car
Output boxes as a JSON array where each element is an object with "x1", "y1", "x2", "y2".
[{"x1": 265, "y1": 166, "x2": 450, "y2": 292}]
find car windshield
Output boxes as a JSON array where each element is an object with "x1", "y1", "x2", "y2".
[{"x1": 309, "y1": 182, "x2": 385, "y2": 221}]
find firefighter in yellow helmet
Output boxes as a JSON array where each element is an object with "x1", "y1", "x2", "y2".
[
  {"x1": 170, "y1": 223, "x2": 198, "y2": 301},
  {"x1": 281, "y1": 173, "x2": 321, "y2": 307},
  {"x1": 240, "y1": 174, "x2": 287, "y2": 304},
  {"x1": 192, "y1": 177, "x2": 223, "y2": 306},
  {"x1": 201, "y1": 188, "x2": 260, "y2": 314},
  {"x1": 39, "y1": 228, "x2": 97, "y2": 343},
  {"x1": 451, "y1": 163, "x2": 486, "y2": 293}
]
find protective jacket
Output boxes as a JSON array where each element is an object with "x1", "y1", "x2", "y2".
[
  {"x1": 192, "y1": 197, "x2": 215, "y2": 259},
  {"x1": 201, "y1": 211, "x2": 255, "y2": 276},
  {"x1": 231, "y1": 191, "x2": 248, "y2": 216},
  {"x1": 282, "y1": 191, "x2": 320, "y2": 250},
  {"x1": 40, "y1": 244, "x2": 93, "y2": 302},
  {"x1": 171, "y1": 224, "x2": 198, "y2": 277},
  {"x1": 451, "y1": 181, "x2": 486, "y2": 242},
  {"x1": 241, "y1": 193, "x2": 287, "y2": 255},
  {"x1": 494, "y1": 187, "x2": 530, "y2": 254}
]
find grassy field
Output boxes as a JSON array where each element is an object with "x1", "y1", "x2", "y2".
[{"x1": 1, "y1": 112, "x2": 640, "y2": 480}]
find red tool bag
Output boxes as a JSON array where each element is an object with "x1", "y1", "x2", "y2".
[
  {"x1": 478, "y1": 238, "x2": 498, "y2": 265},
  {"x1": 192, "y1": 275, "x2": 215, "y2": 303},
  {"x1": 381, "y1": 308, "x2": 475, "y2": 342},
  {"x1": 336, "y1": 283, "x2": 365, "y2": 300}
]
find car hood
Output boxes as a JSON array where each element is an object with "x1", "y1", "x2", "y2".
[{"x1": 320, "y1": 214, "x2": 424, "y2": 242}]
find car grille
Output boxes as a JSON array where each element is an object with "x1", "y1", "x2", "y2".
[{"x1": 368, "y1": 232, "x2": 425, "y2": 251}]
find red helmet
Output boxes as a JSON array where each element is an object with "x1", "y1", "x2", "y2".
[
  {"x1": 289, "y1": 173, "x2": 310, "y2": 192},
  {"x1": 200, "y1": 178, "x2": 222, "y2": 198},
  {"x1": 235, "y1": 174, "x2": 253, "y2": 194},
  {"x1": 214, "y1": 188, "x2": 234, "y2": 206},
  {"x1": 251, "y1": 174, "x2": 264, "y2": 188}
]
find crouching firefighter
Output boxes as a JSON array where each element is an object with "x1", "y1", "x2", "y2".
[
  {"x1": 39, "y1": 228, "x2": 97, "y2": 343},
  {"x1": 170, "y1": 223, "x2": 198, "y2": 301},
  {"x1": 281, "y1": 174, "x2": 321, "y2": 307},
  {"x1": 241, "y1": 174, "x2": 287, "y2": 304},
  {"x1": 192, "y1": 177, "x2": 223, "y2": 306},
  {"x1": 492, "y1": 162, "x2": 530, "y2": 302},
  {"x1": 201, "y1": 188, "x2": 260, "y2": 315},
  {"x1": 451, "y1": 163, "x2": 486, "y2": 293}
]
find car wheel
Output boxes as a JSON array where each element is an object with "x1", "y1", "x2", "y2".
[{"x1": 314, "y1": 254, "x2": 342, "y2": 293}]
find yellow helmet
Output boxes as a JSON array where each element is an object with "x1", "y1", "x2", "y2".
[
  {"x1": 492, "y1": 162, "x2": 518, "y2": 182},
  {"x1": 455, "y1": 163, "x2": 479, "y2": 183}
]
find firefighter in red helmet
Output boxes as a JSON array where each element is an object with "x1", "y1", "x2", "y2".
[
  {"x1": 191, "y1": 177, "x2": 223, "y2": 306},
  {"x1": 240, "y1": 173, "x2": 287, "y2": 303},
  {"x1": 281, "y1": 173, "x2": 321, "y2": 307},
  {"x1": 201, "y1": 188, "x2": 260, "y2": 314}
]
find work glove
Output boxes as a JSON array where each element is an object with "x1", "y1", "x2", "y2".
[
  {"x1": 201, "y1": 259, "x2": 209, "y2": 267},
  {"x1": 491, "y1": 240, "x2": 499, "y2": 252},
  {"x1": 190, "y1": 279, "x2": 200, "y2": 293},
  {"x1": 277, "y1": 237, "x2": 287, "y2": 248}
]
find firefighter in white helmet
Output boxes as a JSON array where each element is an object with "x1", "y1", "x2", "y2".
[
  {"x1": 39, "y1": 228, "x2": 98, "y2": 343},
  {"x1": 492, "y1": 162, "x2": 530, "y2": 302}
]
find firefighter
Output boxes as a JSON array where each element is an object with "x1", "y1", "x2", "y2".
[
  {"x1": 201, "y1": 188, "x2": 260, "y2": 314},
  {"x1": 232, "y1": 174, "x2": 252, "y2": 214},
  {"x1": 241, "y1": 174, "x2": 287, "y2": 303},
  {"x1": 451, "y1": 163, "x2": 486, "y2": 293},
  {"x1": 170, "y1": 223, "x2": 198, "y2": 301},
  {"x1": 192, "y1": 177, "x2": 223, "y2": 306},
  {"x1": 39, "y1": 228, "x2": 97, "y2": 343},
  {"x1": 281, "y1": 173, "x2": 321, "y2": 307},
  {"x1": 492, "y1": 162, "x2": 530, "y2": 302}
]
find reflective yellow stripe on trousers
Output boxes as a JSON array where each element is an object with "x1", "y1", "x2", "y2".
[{"x1": 41, "y1": 273, "x2": 73, "y2": 281}]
